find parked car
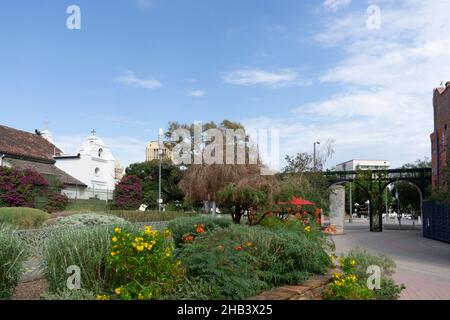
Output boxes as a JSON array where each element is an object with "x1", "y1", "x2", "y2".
[
  {"x1": 402, "y1": 213, "x2": 413, "y2": 220},
  {"x1": 389, "y1": 212, "x2": 398, "y2": 218}
]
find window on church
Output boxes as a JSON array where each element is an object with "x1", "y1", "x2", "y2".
[
  {"x1": 98, "y1": 148, "x2": 103, "y2": 157},
  {"x1": 95, "y1": 167, "x2": 100, "y2": 176}
]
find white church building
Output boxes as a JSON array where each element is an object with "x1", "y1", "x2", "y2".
[{"x1": 55, "y1": 131, "x2": 116, "y2": 200}]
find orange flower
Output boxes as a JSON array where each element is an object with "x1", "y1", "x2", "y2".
[
  {"x1": 324, "y1": 225, "x2": 337, "y2": 234},
  {"x1": 245, "y1": 241, "x2": 252, "y2": 247},
  {"x1": 196, "y1": 227, "x2": 205, "y2": 234},
  {"x1": 235, "y1": 245, "x2": 243, "y2": 251},
  {"x1": 182, "y1": 234, "x2": 194, "y2": 242}
]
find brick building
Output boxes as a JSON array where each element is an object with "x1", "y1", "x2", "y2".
[{"x1": 431, "y1": 81, "x2": 450, "y2": 190}]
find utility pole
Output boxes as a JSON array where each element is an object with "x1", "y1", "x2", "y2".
[{"x1": 158, "y1": 128, "x2": 163, "y2": 212}]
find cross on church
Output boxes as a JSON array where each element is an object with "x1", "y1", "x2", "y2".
[{"x1": 91, "y1": 129, "x2": 96, "y2": 136}]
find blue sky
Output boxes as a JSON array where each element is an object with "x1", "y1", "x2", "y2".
[{"x1": 1, "y1": 0, "x2": 449, "y2": 168}]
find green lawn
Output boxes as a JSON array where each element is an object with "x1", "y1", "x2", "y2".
[{"x1": 0, "y1": 207, "x2": 50, "y2": 229}]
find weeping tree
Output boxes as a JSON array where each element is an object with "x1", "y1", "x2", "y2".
[
  {"x1": 176, "y1": 119, "x2": 280, "y2": 222},
  {"x1": 216, "y1": 165, "x2": 279, "y2": 224},
  {"x1": 179, "y1": 163, "x2": 279, "y2": 223}
]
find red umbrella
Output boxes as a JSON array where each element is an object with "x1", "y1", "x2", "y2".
[{"x1": 278, "y1": 196, "x2": 315, "y2": 206}]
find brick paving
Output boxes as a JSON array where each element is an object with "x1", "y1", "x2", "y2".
[{"x1": 332, "y1": 224, "x2": 450, "y2": 300}]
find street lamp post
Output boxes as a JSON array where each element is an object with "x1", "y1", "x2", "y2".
[
  {"x1": 313, "y1": 141, "x2": 320, "y2": 171},
  {"x1": 158, "y1": 128, "x2": 163, "y2": 212},
  {"x1": 349, "y1": 182, "x2": 353, "y2": 223}
]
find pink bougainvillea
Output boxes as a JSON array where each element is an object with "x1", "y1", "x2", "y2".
[
  {"x1": 113, "y1": 175, "x2": 143, "y2": 210},
  {"x1": 0, "y1": 166, "x2": 48, "y2": 208}
]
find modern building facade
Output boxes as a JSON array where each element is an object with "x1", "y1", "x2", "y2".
[
  {"x1": 335, "y1": 159, "x2": 390, "y2": 171},
  {"x1": 430, "y1": 81, "x2": 450, "y2": 190},
  {"x1": 146, "y1": 141, "x2": 172, "y2": 162}
]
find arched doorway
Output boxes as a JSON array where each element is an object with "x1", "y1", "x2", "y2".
[{"x1": 381, "y1": 180, "x2": 423, "y2": 228}]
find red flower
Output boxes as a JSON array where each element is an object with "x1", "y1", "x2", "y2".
[
  {"x1": 196, "y1": 227, "x2": 205, "y2": 234},
  {"x1": 182, "y1": 235, "x2": 194, "y2": 242},
  {"x1": 235, "y1": 245, "x2": 243, "y2": 251}
]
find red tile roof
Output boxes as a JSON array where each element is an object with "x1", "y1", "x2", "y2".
[
  {"x1": 0, "y1": 125, "x2": 62, "y2": 160},
  {"x1": 4, "y1": 157, "x2": 87, "y2": 187}
]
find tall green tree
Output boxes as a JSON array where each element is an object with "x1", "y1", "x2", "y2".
[{"x1": 125, "y1": 159, "x2": 184, "y2": 209}]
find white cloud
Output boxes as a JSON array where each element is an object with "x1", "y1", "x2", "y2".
[
  {"x1": 186, "y1": 90, "x2": 206, "y2": 97},
  {"x1": 243, "y1": 0, "x2": 450, "y2": 169},
  {"x1": 222, "y1": 68, "x2": 311, "y2": 88},
  {"x1": 115, "y1": 70, "x2": 162, "y2": 90},
  {"x1": 323, "y1": 0, "x2": 351, "y2": 11}
]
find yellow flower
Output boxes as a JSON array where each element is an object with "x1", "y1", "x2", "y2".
[
  {"x1": 164, "y1": 229, "x2": 172, "y2": 238},
  {"x1": 333, "y1": 272, "x2": 341, "y2": 279},
  {"x1": 138, "y1": 293, "x2": 144, "y2": 300},
  {"x1": 351, "y1": 260, "x2": 357, "y2": 266},
  {"x1": 115, "y1": 287, "x2": 122, "y2": 295},
  {"x1": 347, "y1": 274, "x2": 357, "y2": 282},
  {"x1": 304, "y1": 226, "x2": 311, "y2": 233},
  {"x1": 136, "y1": 245, "x2": 144, "y2": 252},
  {"x1": 96, "y1": 294, "x2": 110, "y2": 300},
  {"x1": 110, "y1": 251, "x2": 117, "y2": 257},
  {"x1": 112, "y1": 236, "x2": 118, "y2": 242},
  {"x1": 114, "y1": 227, "x2": 121, "y2": 234}
]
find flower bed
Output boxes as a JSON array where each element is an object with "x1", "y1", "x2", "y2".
[{"x1": 6, "y1": 214, "x2": 405, "y2": 301}]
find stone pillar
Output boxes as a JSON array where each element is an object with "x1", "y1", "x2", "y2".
[{"x1": 329, "y1": 185, "x2": 345, "y2": 234}]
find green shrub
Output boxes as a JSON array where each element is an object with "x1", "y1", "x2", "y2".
[
  {"x1": 346, "y1": 248, "x2": 396, "y2": 278},
  {"x1": 176, "y1": 225, "x2": 332, "y2": 299},
  {"x1": 260, "y1": 216, "x2": 335, "y2": 253},
  {"x1": 325, "y1": 249, "x2": 405, "y2": 300},
  {"x1": 168, "y1": 216, "x2": 232, "y2": 247},
  {"x1": 43, "y1": 225, "x2": 117, "y2": 292},
  {"x1": 41, "y1": 288, "x2": 96, "y2": 300},
  {"x1": 104, "y1": 226, "x2": 184, "y2": 300},
  {"x1": 0, "y1": 207, "x2": 50, "y2": 229},
  {"x1": 345, "y1": 248, "x2": 405, "y2": 300},
  {"x1": 43, "y1": 193, "x2": 69, "y2": 213},
  {"x1": 246, "y1": 226, "x2": 332, "y2": 284},
  {"x1": 109, "y1": 210, "x2": 197, "y2": 223},
  {"x1": 0, "y1": 224, "x2": 28, "y2": 299},
  {"x1": 168, "y1": 276, "x2": 220, "y2": 300},
  {"x1": 56, "y1": 213, "x2": 127, "y2": 227}
]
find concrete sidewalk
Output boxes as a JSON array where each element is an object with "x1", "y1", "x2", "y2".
[{"x1": 331, "y1": 224, "x2": 450, "y2": 300}]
